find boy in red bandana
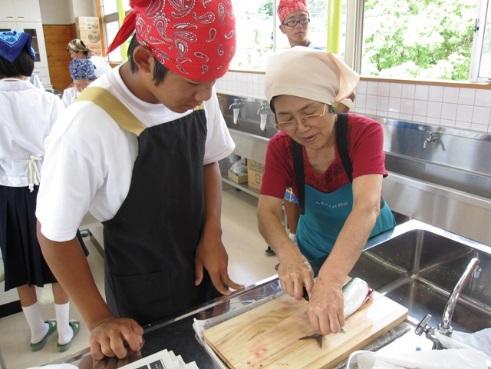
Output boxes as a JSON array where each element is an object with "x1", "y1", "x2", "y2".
[
  {"x1": 36, "y1": 0, "x2": 242, "y2": 359},
  {"x1": 278, "y1": 0, "x2": 311, "y2": 47}
]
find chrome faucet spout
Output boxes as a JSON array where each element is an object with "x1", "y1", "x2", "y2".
[{"x1": 438, "y1": 257, "x2": 480, "y2": 335}]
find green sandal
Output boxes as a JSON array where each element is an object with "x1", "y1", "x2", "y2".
[
  {"x1": 30, "y1": 320, "x2": 57, "y2": 352},
  {"x1": 57, "y1": 320, "x2": 81, "y2": 352}
]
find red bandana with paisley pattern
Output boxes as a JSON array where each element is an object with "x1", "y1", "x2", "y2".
[
  {"x1": 277, "y1": 0, "x2": 308, "y2": 23},
  {"x1": 107, "y1": 0, "x2": 236, "y2": 82}
]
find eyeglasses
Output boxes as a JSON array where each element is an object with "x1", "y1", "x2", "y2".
[
  {"x1": 283, "y1": 17, "x2": 310, "y2": 28},
  {"x1": 275, "y1": 104, "x2": 328, "y2": 132}
]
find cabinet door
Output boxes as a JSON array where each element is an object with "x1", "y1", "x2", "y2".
[
  {"x1": 13, "y1": 0, "x2": 41, "y2": 22},
  {"x1": 0, "y1": 21, "x2": 17, "y2": 32},
  {"x1": 0, "y1": 0, "x2": 15, "y2": 21},
  {"x1": 19, "y1": 22, "x2": 47, "y2": 66}
]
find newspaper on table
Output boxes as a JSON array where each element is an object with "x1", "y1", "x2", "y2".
[{"x1": 116, "y1": 349, "x2": 199, "y2": 369}]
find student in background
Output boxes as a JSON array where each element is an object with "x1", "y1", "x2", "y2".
[
  {"x1": 67, "y1": 38, "x2": 111, "y2": 79},
  {"x1": 62, "y1": 57, "x2": 95, "y2": 106},
  {"x1": 277, "y1": 0, "x2": 312, "y2": 48},
  {"x1": 0, "y1": 31, "x2": 81, "y2": 352}
]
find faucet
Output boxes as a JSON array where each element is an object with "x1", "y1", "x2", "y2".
[
  {"x1": 423, "y1": 131, "x2": 445, "y2": 150},
  {"x1": 415, "y1": 314, "x2": 444, "y2": 350},
  {"x1": 257, "y1": 102, "x2": 270, "y2": 131},
  {"x1": 438, "y1": 256, "x2": 480, "y2": 335},
  {"x1": 228, "y1": 98, "x2": 244, "y2": 124},
  {"x1": 415, "y1": 256, "x2": 481, "y2": 348}
]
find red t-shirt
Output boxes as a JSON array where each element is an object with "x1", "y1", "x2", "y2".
[{"x1": 260, "y1": 113, "x2": 387, "y2": 198}]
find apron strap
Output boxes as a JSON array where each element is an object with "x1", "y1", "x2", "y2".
[
  {"x1": 291, "y1": 140, "x2": 305, "y2": 214},
  {"x1": 335, "y1": 113, "x2": 353, "y2": 182},
  {"x1": 77, "y1": 86, "x2": 146, "y2": 136}
]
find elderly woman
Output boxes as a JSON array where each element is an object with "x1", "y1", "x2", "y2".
[
  {"x1": 257, "y1": 47, "x2": 396, "y2": 335},
  {"x1": 61, "y1": 57, "x2": 95, "y2": 106},
  {"x1": 67, "y1": 38, "x2": 111, "y2": 79}
]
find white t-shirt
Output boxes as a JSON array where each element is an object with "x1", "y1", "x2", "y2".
[
  {"x1": 61, "y1": 86, "x2": 79, "y2": 107},
  {"x1": 36, "y1": 65, "x2": 235, "y2": 242},
  {"x1": 0, "y1": 79, "x2": 64, "y2": 187}
]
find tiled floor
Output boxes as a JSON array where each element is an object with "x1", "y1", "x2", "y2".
[{"x1": 0, "y1": 187, "x2": 277, "y2": 369}]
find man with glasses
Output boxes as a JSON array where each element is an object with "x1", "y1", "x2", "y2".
[
  {"x1": 278, "y1": 0, "x2": 312, "y2": 48},
  {"x1": 258, "y1": 47, "x2": 396, "y2": 336}
]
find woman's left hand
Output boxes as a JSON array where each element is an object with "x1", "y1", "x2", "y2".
[{"x1": 307, "y1": 278, "x2": 345, "y2": 335}]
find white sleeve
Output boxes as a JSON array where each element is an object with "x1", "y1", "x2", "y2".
[
  {"x1": 203, "y1": 90, "x2": 235, "y2": 165},
  {"x1": 36, "y1": 112, "x2": 105, "y2": 242}
]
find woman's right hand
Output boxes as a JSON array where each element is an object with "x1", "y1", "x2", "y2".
[{"x1": 277, "y1": 249, "x2": 314, "y2": 300}]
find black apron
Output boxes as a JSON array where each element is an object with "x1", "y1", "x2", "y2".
[{"x1": 79, "y1": 87, "x2": 217, "y2": 325}]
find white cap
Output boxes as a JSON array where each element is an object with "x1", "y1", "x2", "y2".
[{"x1": 265, "y1": 47, "x2": 359, "y2": 107}]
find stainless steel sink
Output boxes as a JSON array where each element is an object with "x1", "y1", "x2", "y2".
[{"x1": 352, "y1": 220, "x2": 491, "y2": 334}]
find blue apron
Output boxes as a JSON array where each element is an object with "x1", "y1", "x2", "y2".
[{"x1": 296, "y1": 183, "x2": 396, "y2": 272}]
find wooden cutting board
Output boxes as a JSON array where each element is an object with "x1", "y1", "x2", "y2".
[{"x1": 203, "y1": 291, "x2": 407, "y2": 369}]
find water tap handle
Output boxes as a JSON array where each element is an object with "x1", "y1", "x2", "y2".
[
  {"x1": 257, "y1": 102, "x2": 270, "y2": 115},
  {"x1": 228, "y1": 98, "x2": 244, "y2": 111}
]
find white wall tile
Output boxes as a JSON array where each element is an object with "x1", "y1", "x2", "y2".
[
  {"x1": 443, "y1": 87, "x2": 459, "y2": 103},
  {"x1": 376, "y1": 96, "x2": 389, "y2": 114},
  {"x1": 389, "y1": 83, "x2": 402, "y2": 97},
  {"x1": 474, "y1": 89, "x2": 491, "y2": 107},
  {"x1": 472, "y1": 106, "x2": 490, "y2": 124},
  {"x1": 354, "y1": 94, "x2": 366, "y2": 110},
  {"x1": 470, "y1": 123, "x2": 488, "y2": 132},
  {"x1": 400, "y1": 98, "x2": 414, "y2": 114},
  {"x1": 428, "y1": 86, "x2": 444, "y2": 102},
  {"x1": 413, "y1": 114, "x2": 427, "y2": 124},
  {"x1": 400, "y1": 113, "x2": 413, "y2": 121},
  {"x1": 427, "y1": 101, "x2": 442, "y2": 118},
  {"x1": 459, "y1": 88, "x2": 476, "y2": 105},
  {"x1": 426, "y1": 117, "x2": 441, "y2": 125},
  {"x1": 456, "y1": 105, "x2": 474, "y2": 123},
  {"x1": 377, "y1": 82, "x2": 390, "y2": 97},
  {"x1": 414, "y1": 85, "x2": 429, "y2": 100},
  {"x1": 440, "y1": 119, "x2": 455, "y2": 127},
  {"x1": 441, "y1": 103, "x2": 457, "y2": 121},
  {"x1": 413, "y1": 100, "x2": 428, "y2": 117},
  {"x1": 366, "y1": 95, "x2": 378, "y2": 111},
  {"x1": 455, "y1": 121, "x2": 472, "y2": 130},
  {"x1": 388, "y1": 97, "x2": 401, "y2": 113},
  {"x1": 401, "y1": 84, "x2": 415, "y2": 99},
  {"x1": 367, "y1": 81, "x2": 378, "y2": 95},
  {"x1": 357, "y1": 81, "x2": 368, "y2": 94}
]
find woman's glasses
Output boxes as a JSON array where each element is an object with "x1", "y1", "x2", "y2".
[{"x1": 275, "y1": 104, "x2": 328, "y2": 132}]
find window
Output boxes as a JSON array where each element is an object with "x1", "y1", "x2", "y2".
[
  {"x1": 229, "y1": 0, "x2": 341, "y2": 70},
  {"x1": 472, "y1": 0, "x2": 491, "y2": 80},
  {"x1": 105, "y1": 20, "x2": 122, "y2": 63},
  {"x1": 359, "y1": 0, "x2": 479, "y2": 81}
]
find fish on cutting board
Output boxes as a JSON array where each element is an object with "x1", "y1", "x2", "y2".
[{"x1": 298, "y1": 277, "x2": 373, "y2": 347}]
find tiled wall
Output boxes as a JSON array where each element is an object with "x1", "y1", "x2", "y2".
[{"x1": 216, "y1": 71, "x2": 491, "y2": 134}]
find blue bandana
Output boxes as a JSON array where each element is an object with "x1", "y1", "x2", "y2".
[
  {"x1": 69, "y1": 58, "x2": 96, "y2": 80},
  {"x1": 0, "y1": 31, "x2": 35, "y2": 63}
]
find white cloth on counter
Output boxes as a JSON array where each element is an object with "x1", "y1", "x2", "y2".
[
  {"x1": 436, "y1": 328, "x2": 491, "y2": 359},
  {"x1": 36, "y1": 64, "x2": 235, "y2": 242},
  {"x1": 346, "y1": 348, "x2": 489, "y2": 369}
]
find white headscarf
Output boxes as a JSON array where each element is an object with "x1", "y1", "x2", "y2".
[{"x1": 265, "y1": 47, "x2": 359, "y2": 108}]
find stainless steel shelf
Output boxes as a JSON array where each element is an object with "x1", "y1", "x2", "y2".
[{"x1": 221, "y1": 177, "x2": 260, "y2": 199}]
